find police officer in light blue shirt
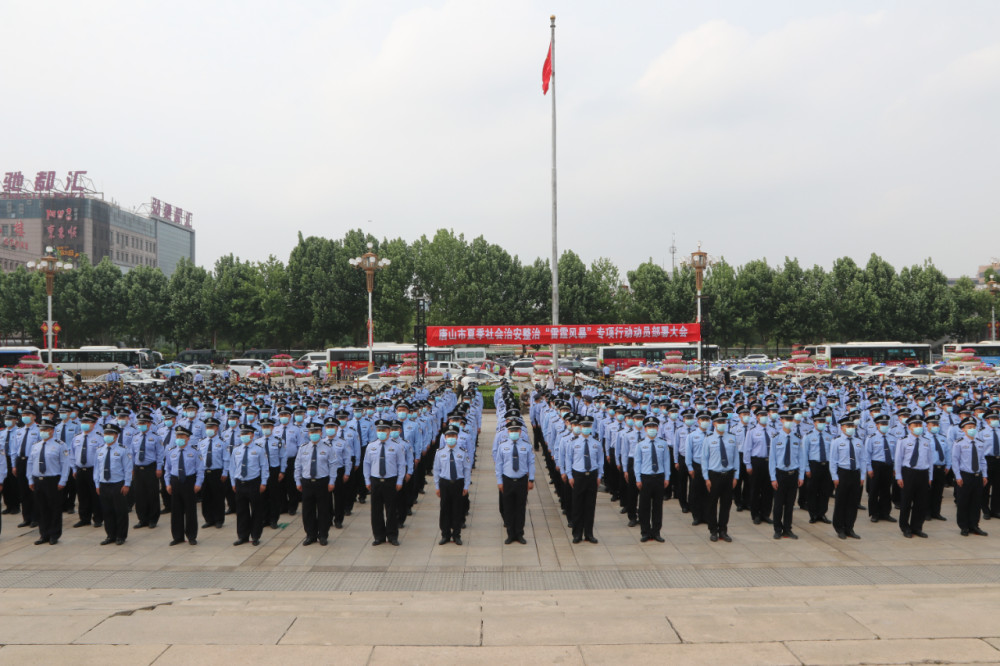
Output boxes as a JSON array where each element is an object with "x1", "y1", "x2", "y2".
[
  {"x1": 363, "y1": 419, "x2": 406, "y2": 546},
  {"x1": 198, "y1": 417, "x2": 229, "y2": 530},
  {"x1": 436, "y1": 425, "x2": 473, "y2": 545},
  {"x1": 830, "y1": 411, "x2": 868, "y2": 540},
  {"x1": 894, "y1": 415, "x2": 933, "y2": 539},
  {"x1": 295, "y1": 421, "x2": 339, "y2": 546},
  {"x1": 567, "y1": 415, "x2": 603, "y2": 545},
  {"x1": 633, "y1": 416, "x2": 669, "y2": 543},
  {"x1": 230, "y1": 424, "x2": 267, "y2": 546},
  {"x1": 953, "y1": 416, "x2": 988, "y2": 537},
  {"x1": 163, "y1": 425, "x2": 204, "y2": 546},
  {"x1": 701, "y1": 413, "x2": 739, "y2": 543},
  {"x1": 925, "y1": 413, "x2": 952, "y2": 521},
  {"x1": 768, "y1": 411, "x2": 807, "y2": 540},
  {"x1": 493, "y1": 422, "x2": 533, "y2": 545},
  {"x1": 28, "y1": 418, "x2": 70, "y2": 545},
  {"x1": 864, "y1": 414, "x2": 897, "y2": 523},
  {"x1": 94, "y1": 424, "x2": 132, "y2": 545}
]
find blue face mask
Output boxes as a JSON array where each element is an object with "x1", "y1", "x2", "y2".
[
  {"x1": 966, "y1": 428, "x2": 979, "y2": 438},
  {"x1": 227, "y1": 419, "x2": 238, "y2": 428},
  {"x1": 910, "y1": 426, "x2": 924, "y2": 436},
  {"x1": 878, "y1": 425, "x2": 889, "y2": 434},
  {"x1": 930, "y1": 425, "x2": 941, "y2": 434},
  {"x1": 684, "y1": 418, "x2": 695, "y2": 427},
  {"x1": 508, "y1": 431, "x2": 520, "y2": 441},
  {"x1": 325, "y1": 428, "x2": 337, "y2": 437},
  {"x1": 294, "y1": 415, "x2": 304, "y2": 423},
  {"x1": 279, "y1": 417, "x2": 290, "y2": 425},
  {"x1": 308, "y1": 433, "x2": 322, "y2": 442},
  {"x1": 240, "y1": 434, "x2": 252, "y2": 444},
  {"x1": 376, "y1": 431, "x2": 388, "y2": 441},
  {"x1": 21, "y1": 416, "x2": 32, "y2": 425},
  {"x1": 716, "y1": 424, "x2": 728, "y2": 434},
  {"x1": 103, "y1": 435, "x2": 116, "y2": 444},
  {"x1": 582, "y1": 427, "x2": 593, "y2": 436}
]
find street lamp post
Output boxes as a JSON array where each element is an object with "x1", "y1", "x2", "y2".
[
  {"x1": 26, "y1": 246, "x2": 72, "y2": 370},
  {"x1": 989, "y1": 279, "x2": 999, "y2": 342},
  {"x1": 349, "y1": 242, "x2": 391, "y2": 374},
  {"x1": 691, "y1": 243, "x2": 708, "y2": 382}
]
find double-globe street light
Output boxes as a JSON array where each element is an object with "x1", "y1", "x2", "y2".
[
  {"x1": 26, "y1": 246, "x2": 73, "y2": 370},
  {"x1": 691, "y1": 242, "x2": 709, "y2": 381},
  {"x1": 989, "y1": 278, "x2": 999, "y2": 342},
  {"x1": 349, "y1": 243, "x2": 391, "y2": 374}
]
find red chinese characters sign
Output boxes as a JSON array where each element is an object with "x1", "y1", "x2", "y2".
[{"x1": 426, "y1": 323, "x2": 700, "y2": 347}]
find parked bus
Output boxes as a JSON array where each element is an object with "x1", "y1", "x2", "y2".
[
  {"x1": 942, "y1": 342, "x2": 1000, "y2": 366},
  {"x1": 598, "y1": 343, "x2": 719, "y2": 370},
  {"x1": 176, "y1": 348, "x2": 216, "y2": 365},
  {"x1": 0, "y1": 346, "x2": 42, "y2": 368},
  {"x1": 452, "y1": 347, "x2": 487, "y2": 366},
  {"x1": 46, "y1": 346, "x2": 156, "y2": 375},
  {"x1": 324, "y1": 344, "x2": 453, "y2": 373},
  {"x1": 803, "y1": 342, "x2": 931, "y2": 367}
]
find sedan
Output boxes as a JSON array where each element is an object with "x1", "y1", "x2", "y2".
[{"x1": 461, "y1": 371, "x2": 502, "y2": 389}]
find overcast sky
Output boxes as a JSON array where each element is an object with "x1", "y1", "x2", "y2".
[{"x1": 3, "y1": 1, "x2": 998, "y2": 279}]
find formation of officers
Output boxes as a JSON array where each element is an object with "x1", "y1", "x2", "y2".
[
  {"x1": 532, "y1": 375, "x2": 1000, "y2": 543},
  {"x1": 1, "y1": 369, "x2": 999, "y2": 550}
]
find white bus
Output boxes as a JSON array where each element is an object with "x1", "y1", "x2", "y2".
[
  {"x1": 48, "y1": 346, "x2": 155, "y2": 375},
  {"x1": 942, "y1": 342, "x2": 1000, "y2": 366},
  {"x1": 324, "y1": 344, "x2": 454, "y2": 373},
  {"x1": 598, "y1": 343, "x2": 719, "y2": 370},
  {"x1": 803, "y1": 342, "x2": 931, "y2": 367},
  {"x1": 452, "y1": 347, "x2": 487, "y2": 366},
  {"x1": 0, "y1": 346, "x2": 42, "y2": 369}
]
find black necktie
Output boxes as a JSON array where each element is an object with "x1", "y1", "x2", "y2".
[
  {"x1": 206, "y1": 439, "x2": 213, "y2": 468},
  {"x1": 818, "y1": 432, "x2": 826, "y2": 463},
  {"x1": 783, "y1": 435, "x2": 791, "y2": 467},
  {"x1": 61, "y1": 424, "x2": 67, "y2": 442},
  {"x1": 848, "y1": 438, "x2": 856, "y2": 470},
  {"x1": 103, "y1": 445, "x2": 111, "y2": 481},
  {"x1": 228, "y1": 431, "x2": 236, "y2": 452},
  {"x1": 139, "y1": 433, "x2": 147, "y2": 462},
  {"x1": 81, "y1": 435, "x2": 88, "y2": 466},
  {"x1": 39, "y1": 440, "x2": 46, "y2": 474},
  {"x1": 512, "y1": 441, "x2": 520, "y2": 472},
  {"x1": 379, "y1": 443, "x2": 387, "y2": 477},
  {"x1": 651, "y1": 439, "x2": 659, "y2": 472},
  {"x1": 241, "y1": 445, "x2": 249, "y2": 477},
  {"x1": 20, "y1": 431, "x2": 27, "y2": 458},
  {"x1": 933, "y1": 434, "x2": 944, "y2": 462},
  {"x1": 583, "y1": 437, "x2": 592, "y2": 471},
  {"x1": 449, "y1": 449, "x2": 458, "y2": 479},
  {"x1": 310, "y1": 443, "x2": 318, "y2": 478},
  {"x1": 4, "y1": 430, "x2": 10, "y2": 458},
  {"x1": 763, "y1": 429, "x2": 770, "y2": 456},
  {"x1": 972, "y1": 440, "x2": 981, "y2": 473},
  {"x1": 178, "y1": 449, "x2": 187, "y2": 481},
  {"x1": 720, "y1": 435, "x2": 729, "y2": 467},
  {"x1": 908, "y1": 438, "x2": 920, "y2": 468},
  {"x1": 993, "y1": 430, "x2": 999, "y2": 457},
  {"x1": 882, "y1": 435, "x2": 891, "y2": 464}
]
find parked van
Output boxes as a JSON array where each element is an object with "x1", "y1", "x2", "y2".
[{"x1": 228, "y1": 358, "x2": 269, "y2": 378}]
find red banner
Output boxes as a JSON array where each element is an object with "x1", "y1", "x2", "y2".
[{"x1": 426, "y1": 323, "x2": 700, "y2": 347}]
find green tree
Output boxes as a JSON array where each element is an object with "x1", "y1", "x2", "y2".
[
  {"x1": 168, "y1": 258, "x2": 211, "y2": 349},
  {"x1": 949, "y1": 277, "x2": 992, "y2": 341},
  {"x1": 121, "y1": 265, "x2": 169, "y2": 347}
]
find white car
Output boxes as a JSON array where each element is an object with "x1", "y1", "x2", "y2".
[
  {"x1": 898, "y1": 367, "x2": 937, "y2": 380},
  {"x1": 742, "y1": 354, "x2": 770, "y2": 363},
  {"x1": 184, "y1": 364, "x2": 225, "y2": 379},
  {"x1": 461, "y1": 371, "x2": 501, "y2": 389},
  {"x1": 580, "y1": 357, "x2": 599, "y2": 369},
  {"x1": 228, "y1": 358, "x2": 269, "y2": 378}
]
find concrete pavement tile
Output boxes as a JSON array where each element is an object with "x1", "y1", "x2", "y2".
[
  {"x1": 0, "y1": 644, "x2": 168, "y2": 665},
  {"x1": 482, "y1": 612, "x2": 678, "y2": 646},
  {"x1": 0, "y1": 614, "x2": 107, "y2": 644},
  {"x1": 75, "y1": 614, "x2": 295, "y2": 645},
  {"x1": 581, "y1": 642, "x2": 800, "y2": 665},
  {"x1": 667, "y1": 611, "x2": 874, "y2": 643},
  {"x1": 849, "y1": 610, "x2": 1000, "y2": 639},
  {"x1": 156, "y1": 645, "x2": 373, "y2": 664},
  {"x1": 372, "y1": 645, "x2": 582, "y2": 665},
  {"x1": 280, "y1": 614, "x2": 480, "y2": 646},
  {"x1": 787, "y1": 638, "x2": 1000, "y2": 664}
]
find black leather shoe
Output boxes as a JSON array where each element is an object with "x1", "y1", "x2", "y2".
[
  {"x1": 720, "y1": 533, "x2": 732, "y2": 542},
  {"x1": 572, "y1": 537, "x2": 582, "y2": 544},
  {"x1": 619, "y1": 507, "x2": 627, "y2": 514},
  {"x1": 372, "y1": 539, "x2": 383, "y2": 546},
  {"x1": 233, "y1": 539, "x2": 248, "y2": 546},
  {"x1": 932, "y1": 514, "x2": 947, "y2": 521},
  {"x1": 100, "y1": 538, "x2": 114, "y2": 545},
  {"x1": 73, "y1": 521, "x2": 90, "y2": 528},
  {"x1": 115, "y1": 539, "x2": 125, "y2": 545},
  {"x1": 640, "y1": 536, "x2": 651, "y2": 543},
  {"x1": 34, "y1": 538, "x2": 47, "y2": 545},
  {"x1": 216, "y1": 522, "x2": 224, "y2": 529},
  {"x1": 134, "y1": 522, "x2": 147, "y2": 529},
  {"x1": 48, "y1": 537, "x2": 58, "y2": 545},
  {"x1": 334, "y1": 522, "x2": 343, "y2": 529},
  {"x1": 784, "y1": 531, "x2": 798, "y2": 540},
  {"x1": 836, "y1": 531, "x2": 846, "y2": 540},
  {"x1": 302, "y1": 537, "x2": 316, "y2": 546},
  {"x1": 453, "y1": 536, "x2": 462, "y2": 546},
  {"x1": 709, "y1": 533, "x2": 719, "y2": 542},
  {"x1": 653, "y1": 535, "x2": 665, "y2": 543},
  {"x1": 984, "y1": 513, "x2": 993, "y2": 520},
  {"x1": 903, "y1": 530, "x2": 913, "y2": 538},
  {"x1": 586, "y1": 536, "x2": 598, "y2": 544},
  {"x1": 202, "y1": 522, "x2": 213, "y2": 529},
  {"x1": 870, "y1": 516, "x2": 879, "y2": 523},
  {"x1": 517, "y1": 537, "x2": 527, "y2": 544},
  {"x1": 189, "y1": 539, "x2": 197, "y2": 545},
  {"x1": 504, "y1": 537, "x2": 513, "y2": 544},
  {"x1": 439, "y1": 537, "x2": 450, "y2": 545},
  {"x1": 251, "y1": 539, "x2": 260, "y2": 546},
  {"x1": 319, "y1": 538, "x2": 328, "y2": 546},
  {"x1": 913, "y1": 531, "x2": 928, "y2": 538},
  {"x1": 753, "y1": 518, "x2": 762, "y2": 525},
  {"x1": 762, "y1": 517, "x2": 773, "y2": 524},
  {"x1": 388, "y1": 538, "x2": 400, "y2": 546},
  {"x1": 91, "y1": 522, "x2": 100, "y2": 528},
  {"x1": 18, "y1": 522, "x2": 30, "y2": 528},
  {"x1": 847, "y1": 531, "x2": 861, "y2": 539},
  {"x1": 270, "y1": 521, "x2": 278, "y2": 529},
  {"x1": 773, "y1": 533, "x2": 782, "y2": 540},
  {"x1": 881, "y1": 515, "x2": 897, "y2": 523},
  {"x1": 961, "y1": 529, "x2": 970, "y2": 536},
  {"x1": 288, "y1": 509, "x2": 297, "y2": 516},
  {"x1": 627, "y1": 520, "x2": 639, "y2": 527},
  {"x1": 972, "y1": 527, "x2": 988, "y2": 536},
  {"x1": 169, "y1": 539, "x2": 184, "y2": 546}
]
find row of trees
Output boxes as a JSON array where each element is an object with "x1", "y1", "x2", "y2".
[{"x1": 0, "y1": 228, "x2": 994, "y2": 354}]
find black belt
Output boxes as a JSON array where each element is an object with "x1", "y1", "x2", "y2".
[
  {"x1": 77, "y1": 466, "x2": 93, "y2": 471},
  {"x1": 302, "y1": 477, "x2": 329, "y2": 483},
  {"x1": 576, "y1": 470, "x2": 596, "y2": 476},
  {"x1": 777, "y1": 469, "x2": 798, "y2": 475},
  {"x1": 236, "y1": 477, "x2": 261, "y2": 485},
  {"x1": 100, "y1": 480, "x2": 123, "y2": 486},
  {"x1": 136, "y1": 464, "x2": 154, "y2": 469}
]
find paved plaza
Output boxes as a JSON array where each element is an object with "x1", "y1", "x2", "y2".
[{"x1": 0, "y1": 412, "x2": 999, "y2": 664}]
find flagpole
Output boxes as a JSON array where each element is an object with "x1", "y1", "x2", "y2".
[{"x1": 549, "y1": 14, "x2": 559, "y2": 367}]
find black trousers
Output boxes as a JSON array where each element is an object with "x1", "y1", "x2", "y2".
[
  {"x1": 772, "y1": 470, "x2": 798, "y2": 534},
  {"x1": 622, "y1": 459, "x2": 638, "y2": 521},
  {"x1": 672, "y1": 454, "x2": 689, "y2": 510},
  {"x1": 282, "y1": 457, "x2": 299, "y2": 514},
  {"x1": 808, "y1": 460, "x2": 833, "y2": 520},
  {"x1": 983, "y1": 457, "x2": 1000, "y2": 516},
  {"x1": 929, "y1": 465, "x2": 948, "y2": 517},
  {"x1": 899, "y1": 467, "x2": 930, "y2": 534},
  {"x1": 502, "y1": 475, "x2": 528, "y2": 541},
  {"x1": 439, "y1": 478, "x2": 465, "y2": 539},
  {"x1": 369, "y1": 477, "x2": 398, "y2": 542},
  {"x1": 749, "y1": 456, "x2": 773, "y2": 520},
  {"x1": 201, "y1": 469, "x2": 226, "y2": 526},
  {"x1": 16, "y1": 458, "x2": 35, "y2": 524},
  {"x1": 332, "y1": 467, "x2": 348, "y2": 525},
  {"x1": 33, "y1": 475, "x2": 62, "y2": 540},
  {"x1": 99, "y1": 481, "x2": 129, "y2": 541},
  {"x1": 75, "y1": 467, "x2": 102, "y2": 525},
  {"x1": 868, "y1": 460, "x2": 894, "y2": 519},
  {"x1": 571, "y1": 471, "x2": 598, "y2": 539},
  {"x1": 957, "y1": 471, "x2": 984, "y2": 531},
  {"x1": 604, "y1": 448, "x2": 619, "y2": 498},
  {"x1": 265, "y1": 466, "x2": 281, "y2": 525},
  {"x1": 235, "y1": 478, "x2": 263, "y2": 541},
  {"x1": 688, "y1": 462, "x2": 706, "y2": 523},
  {"x1": 638, "y1": 473, "x2": 665, "y2": 538},
  {"x1": 300, "y1": 477, "x2": 331, "y2": 540},
  {"x1": 833, "y1": 468, "x2": 861, "y2": 534},
  {"x1": 706, "y1": 470, "x2": 734, "y2": 536},
  {"x1": 532, "y1": 424, "x2": 543, "y2": 451},
  {"x1": 169, "y1": 477, "x2": 198, "y2": 542},
  {"x1": 132, "y1": 465, "x2": 159, "y2": 526},
  {"x1": 63, "y1": 473, "x2": 77, "y2": 512},
  {"x1": 2, "y1": 455, "x2": 18, "y2": 512}
]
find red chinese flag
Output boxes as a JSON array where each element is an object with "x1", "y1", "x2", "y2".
[{"x1": 542, "y1": 43, "x2": 552, "y2": 94}]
